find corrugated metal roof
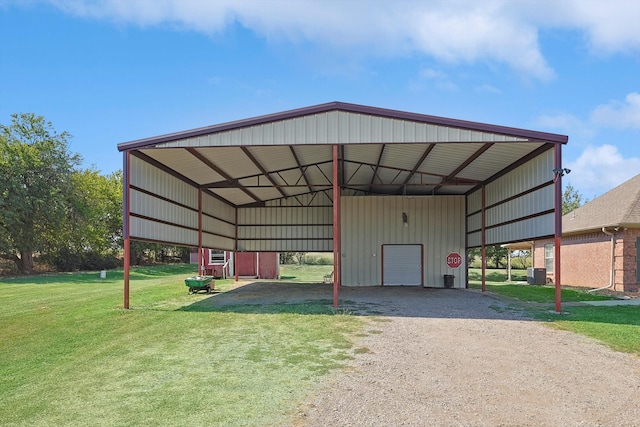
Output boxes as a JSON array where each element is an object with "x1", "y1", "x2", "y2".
[
  {"x1": 121, "y1": 102, "x2": 567, "y2": 207},
  {"x1": 563, "y1": 173, "x2": 640, "y2": 233}
]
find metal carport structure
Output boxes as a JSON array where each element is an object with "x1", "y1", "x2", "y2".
[{"x1": 117, "y1": 102, "x2": 568, "y2": 311}]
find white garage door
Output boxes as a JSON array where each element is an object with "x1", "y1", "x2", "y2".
[{"x1": 382, "y1": 244, "x2": 423, "y2": 286}]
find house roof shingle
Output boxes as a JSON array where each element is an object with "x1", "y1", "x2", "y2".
[{"x1": 563, "y1": 173, "x2": 640, "y2": 234}]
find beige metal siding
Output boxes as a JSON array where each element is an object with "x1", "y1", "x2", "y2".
[
  {"x1": 486, "y1": 212, "x2": 554, "y2": 244},
  {"x1": 202, "y1": 234, "x2": 235, "y2": 251},
  {"x1": 202, "y1": 193, "x2": 235, "y2": 223},
  {"x1": 201, "y1": 214, "x2": 235, "y2": 240},
  {"x1": 157, "y1": 111, "x2": 530, "y2": 148},
  {"x1": 130, "y1": 217, "x2": 197, "y2": 246},
  {"x1": 128, "y1": 156, "x2": 237, "y2": 247},
  {"x1": 485, "y1": 150, "x2": 552, "y2": 206},
  {"x1": 488, "y1": 186, "x2": 554, "y2": 227},
  {"x1": 130, "y1": 156, "x2": 198, "y2": 209},
  {"x1": 341, "y1": 196, "x2": 465, "y2": 288},
  {"x1": 467, "y1": 188, "x2": 482, "y2": 213},
  {"x1": 484, "y1": 150, "x2": 554, "y2": 244},
  {"x1": 130, "y1": 189, "x2": 198, "y2": 229},
  {"x1": 467, "y1": 211, "x2": 482, "y2": 235},
  {"x1": 465, "y1": 149, "x2": 555, "y2": 247},
  {"x1": 467, "y1": 231, "x2": 481, "y2": 248},
  {"x1": 237, "y1": 205, "x2": 333, "y2": 252}
]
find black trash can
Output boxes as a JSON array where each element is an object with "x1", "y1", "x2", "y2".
[{"x1": 443, "y1": 274, "x2": 455, "y2": 288}]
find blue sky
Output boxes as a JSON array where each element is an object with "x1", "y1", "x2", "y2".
[{"x1": 1, "y1": 0, "x2": 639, "y2": 200}]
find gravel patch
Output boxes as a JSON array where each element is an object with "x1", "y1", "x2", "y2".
[{"x1": 291, "y1": 286, "x2": 640, "y2": 427}]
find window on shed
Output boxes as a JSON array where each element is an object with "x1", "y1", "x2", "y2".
[
  {"x1": 544, "y1": 244, "x2": 554, "y2": 273},
  {"x1": 209, "y1": 250, "x2": 225, "y2": 264}
]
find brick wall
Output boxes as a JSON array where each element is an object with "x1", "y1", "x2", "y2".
[
  {"x1": 534, "y1": 228, "x2": 639, "y2": 292},
  {"x1": 621, "y1": 228, "x2": 640, "y2": 292},
  {"x1": 562, "y1": 232, "x2": 614, "y2": 289}
]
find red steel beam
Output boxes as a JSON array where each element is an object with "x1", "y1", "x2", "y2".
[
  {"x1": 198, "y1": 189, "x2": 203, "y2": 276},
  {"x1": 554, "y1": 144, "x2": 563, "y2": 312},
  {"x1": 332, "y1": 145, "x2": 341, "y2": 308},
  {"x1": 481, "y1": 184, "x2": 486, "y2": 292},
  {"x1": 123, "y1": 151, "x2": 131, "y2": 309},
  {"x1": 235, "y1": 209, "x2": 239, "y2": 282}
]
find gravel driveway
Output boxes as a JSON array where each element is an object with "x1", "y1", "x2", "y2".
[{"x1": 288, "y1": 286, "x2": 640, "y2": 427}]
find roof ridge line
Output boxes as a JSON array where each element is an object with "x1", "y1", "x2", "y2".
[{"x1": 118, "y1": 101, "x2": 568, "y2": 151}]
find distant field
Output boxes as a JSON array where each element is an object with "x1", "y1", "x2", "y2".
[{"x1": 280, "y1": 263, "x2": 333, "y2": 282}]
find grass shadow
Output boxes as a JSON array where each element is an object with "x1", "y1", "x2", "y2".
[
  {"x1": 177, "y1": 281, "x2": 397, "y2": 316},
  {"x1": 175, "y1": 281, "x2": 532, "y2": 320}
]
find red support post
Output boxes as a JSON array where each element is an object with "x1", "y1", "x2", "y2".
[
  {"x1": 123, "y1": 151, "x2": 131, "y2": 309},
  {"x1": 235, "y1": 209, "x2": 239, "y2": 282},
  {"x1": 198, "y1": 189, "x2": 203, "y2": 276},
  {"x1": 481, "y1": 184, "x2": 486, "y2": 292},
  {"x1": 332, "y1": 144, "x2": 341, "y2": 308},
  {"x1": 554, "y1": 144, "x2": 563, "y2": 312},
  {"x1": 124, "y1": 237, "x2": 130, "y2": 309}
]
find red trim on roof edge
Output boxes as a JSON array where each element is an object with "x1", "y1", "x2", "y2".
[{"x1": 117, "y1": 101, "x2": 568, "y2": 151}]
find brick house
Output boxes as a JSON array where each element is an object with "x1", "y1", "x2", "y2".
[{"x1": 534, "y1": 173, "x2": 640, "y2": 293}]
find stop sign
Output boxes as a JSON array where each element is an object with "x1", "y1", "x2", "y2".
[{"x1": 446, "y1": 252, "x2": 463, "y2": 268}]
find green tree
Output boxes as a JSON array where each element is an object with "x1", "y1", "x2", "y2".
[
  {"x1": 485, "y1": 245, "x2": 508, "y2": 268},
  {"x1": 45, "y1": 169, "x2": 123, "y2": 271},
  {"x1": 467, "y1": 246, "x2": 507, "y2": 268},
  {"x1": 562, "y1": 183, "x2": 586, "y2": 215},
  {"x1": 0, "y1": 113, "x2": 81, "y2": 274}
]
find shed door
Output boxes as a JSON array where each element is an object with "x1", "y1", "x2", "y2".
[
  {"x1": 258, "y1": 252, "x2": 279, "y2": 279},
  {"x1": 236, "y1": 252, "x2": 257, "y2": 277},
  {"x1": 382, "y1": 244, "x2": 423, "y2": 286}
]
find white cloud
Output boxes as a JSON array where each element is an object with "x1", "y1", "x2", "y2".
[
  {"x1": 42, "y1": 0, "x2": 640, "y2": 80},
  {"x1": 591, "y1": 93, "x2": 640, "y2": 130},
  {"x1": 534, "y1": 113, "x2": 594, "y2": 141},
  {"x1": 565, "y1": 144, "x2": 640, "y2": 198},
  {"x1": 551, "y1": 0, "x2": 640, "y2": 54}
]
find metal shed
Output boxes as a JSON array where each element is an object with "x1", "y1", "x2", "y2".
[{"x1": 117, "y1": 101, "x2": 568, "y2": 310}]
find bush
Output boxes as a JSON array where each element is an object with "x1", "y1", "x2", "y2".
[
  {"x1": 81, "y1": 251, "x2": 120, "y2": 271},
  {"x1": 304, "y1": 254, "x2": 333, "y2": 265},
  {"x1": 279, "y1": 252, "x2": 296, "y2": 264},
  {"x1": 44, "y1": 248, "x2": 120, "y2": 272}
]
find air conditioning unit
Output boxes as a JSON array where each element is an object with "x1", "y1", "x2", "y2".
[{"x1": 527, "y1": 268, "x2": 546, "y2": 285}]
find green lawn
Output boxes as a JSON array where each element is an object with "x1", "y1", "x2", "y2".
[
  {"x1": 541, "y1": 306, "x2": 640, "y2": 356},
  {"x1": 2, "y1": 265, "x2": 638, "y2": 426},
  {"x1": 280, "y1": 263, "x2": 333, "y2": 282},
  {"x1": 0, "y1": 265, "x2": 363, "y2": 426},
  {"x1": 469, "y1": 268, "x2": 640, "y2": 357}
]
